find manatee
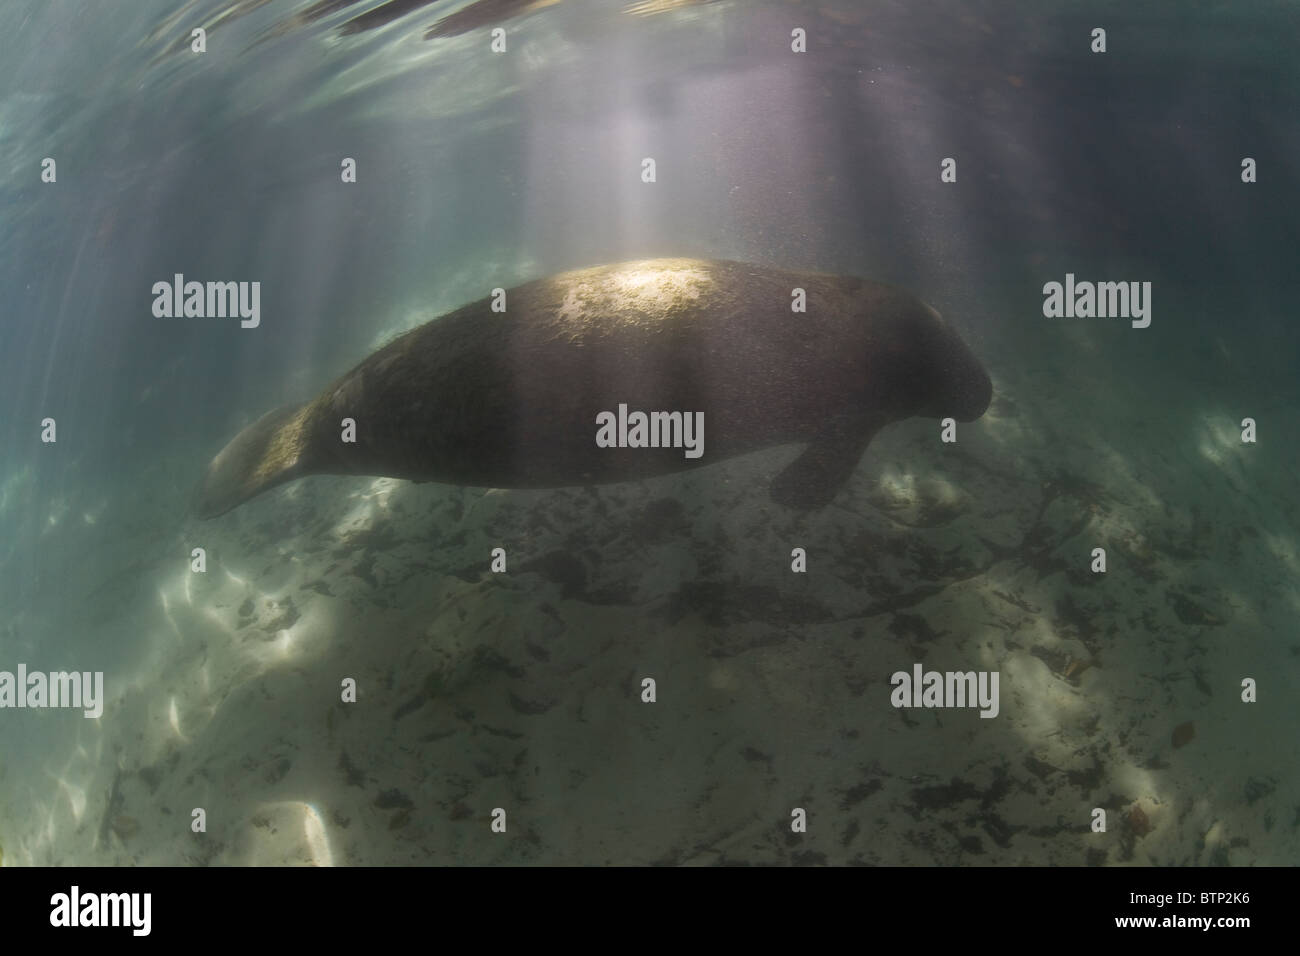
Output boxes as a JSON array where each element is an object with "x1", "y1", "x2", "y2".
[{"x1": 194, "y1": 258, "x2": 991, "y2": 517}]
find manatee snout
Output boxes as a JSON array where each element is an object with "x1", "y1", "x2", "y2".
[
  {"x1": 914, "y1": 305, "x2": 992, "y2": 423},
  {"x1": 947, "y1": 346, "x2": 992, "y2": 422}
]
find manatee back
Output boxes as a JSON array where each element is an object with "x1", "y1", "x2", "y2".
[
  {"x1": 301, "y1": 258, "x2": 987, "y2": 489},
  {"x1": 308, "y1": 260, "x2": 886, "y2": 485}
]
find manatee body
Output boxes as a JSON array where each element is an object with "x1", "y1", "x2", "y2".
[{"x1": 194, "y1": 258, "x2": 991, "y2": 517}]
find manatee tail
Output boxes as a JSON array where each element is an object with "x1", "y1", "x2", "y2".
[{"x1": 194, "y1": 403, "x2": 314, "y2": 518}]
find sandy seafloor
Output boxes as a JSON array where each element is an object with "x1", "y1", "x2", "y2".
[{"x1": 1, "y1": 298, "x2": 1298, "y2": 867}]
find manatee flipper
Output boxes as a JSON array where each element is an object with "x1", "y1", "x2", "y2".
[
  {"x1": 194, "y1": 402, "x2": 313, "y2": 518},
  {"x1": 769, "y1": 414, "x2": 885, "y2": 510}
]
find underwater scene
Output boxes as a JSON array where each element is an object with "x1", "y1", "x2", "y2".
[{"x1": 0, "y1": 0, "x2": 1297, "y2": 867}]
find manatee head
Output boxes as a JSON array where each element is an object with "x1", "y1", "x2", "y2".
[
  {"x1": 874, "y1": 297, "x2": 992, "y2": 423},
  {"x1": 921, "y1": 303, "x2": 992, "y2": 421}
]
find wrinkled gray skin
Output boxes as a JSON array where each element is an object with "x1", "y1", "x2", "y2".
[{"x1": 195, "y1": 258, "x2": 992, "y2": 517}]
